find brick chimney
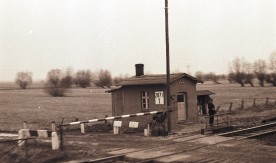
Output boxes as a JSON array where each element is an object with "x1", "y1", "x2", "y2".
[{"x1": 135, "y1": 64, "x2": 144, "y2": 77}]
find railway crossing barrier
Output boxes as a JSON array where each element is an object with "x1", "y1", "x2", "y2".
[
  {"x1": 62, "y1": 111, "x2": 159, "y2": 126},
  {"x1": 58, "y1": 110, "x2": 170, "y2": 149},
  {"x1": 61, "y1": 110, "x2": 169, "y2": 135},
  {"x1": 18, "y1": 129, "x2": 60, "y2": 150}
]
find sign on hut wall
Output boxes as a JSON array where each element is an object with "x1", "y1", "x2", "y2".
[{"x1": 155, "y1": 91, "x2": 164, "y2": 105}]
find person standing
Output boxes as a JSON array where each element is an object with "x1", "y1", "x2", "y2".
[{"x1": 208, "y1": 98, "x2": 216, "y2": 126}]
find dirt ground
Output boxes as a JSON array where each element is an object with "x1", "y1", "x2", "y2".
[{"x1": 1, "y1": 104, "x2": 275, "y2": 163}]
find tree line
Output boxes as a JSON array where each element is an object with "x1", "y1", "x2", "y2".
[
  {"x1": 195, "y1": 52, "x2": 276, "y2": 87},
  {"x1": 15, "y1": 68, "x2": 129, "y2": 96},
  {"x1": 15, "y1": 52, "x2": 275, "y2": 96}
]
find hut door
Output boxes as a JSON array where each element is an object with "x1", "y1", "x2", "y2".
[{"x1": 177, "y1": 93, "x2": 187, "y2": 121}]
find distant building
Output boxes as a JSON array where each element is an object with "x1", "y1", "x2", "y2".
[{"x1": 107, "y1": 64, "x2": 203, "y2": 131}]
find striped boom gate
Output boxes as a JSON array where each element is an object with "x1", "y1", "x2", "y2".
[
  {"x1": 57, "y1": 110, "x2": 170, "y2": 149},
  {"x1": 63, "y1": 111, "x2": 159, "y2": 126},
  {"x1": 61, "y1": 110, "x2": 169, "y2": 135}
]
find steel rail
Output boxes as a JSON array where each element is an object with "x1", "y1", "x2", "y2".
[
  {"x1": 137, "y1": 128, "x2": 276, "y2": 163},
  {"x1": 217, "y1": 121, "x2": 276, "y2": 137},
  {"x1": 64, "y1": 121, "x2": 276, "y2": 162},
  {"x1": 81, "y1": 154, "x2": 125, "y2": 163},
  {"x1": 131, "y1": 122, "x2": 276, "y2": 162}
]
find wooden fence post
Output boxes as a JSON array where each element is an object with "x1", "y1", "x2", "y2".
[
  {"x1": 226, "y1": 113, "x2": 229, "y2": 125},
  {"x1": 216, "y1": 106, "x2": 220, "y2": 112},
  {"x1": 241, "y1": 100, "x2": 244, "y2": 109},
  {"x1": 229, "y1": 102, "x2": 233, "y2": 111},
  {"x1": 253, "y1": 98, "x2": 256, "y2": 107}
]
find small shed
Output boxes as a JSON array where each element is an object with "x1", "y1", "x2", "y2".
[
  {"x1": 108, "y1": 64, "x2": 202, "y2": 130},
  {"x1": 196, "y1": 90, "x2": 215, "y2": 115}
]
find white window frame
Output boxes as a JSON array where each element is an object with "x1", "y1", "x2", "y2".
[{"x1": 141, "y1": 91, "x2": 149, "y2": 110}]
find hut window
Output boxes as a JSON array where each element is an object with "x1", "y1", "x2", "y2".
[
  {"x1": 141, "y1": 91, "x2": 149, "y2": 109},
  {"x1": 177, "y1": 95, "x2": 185, "y2": 102}
]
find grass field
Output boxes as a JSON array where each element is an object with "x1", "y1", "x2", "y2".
[
  {"x1": 197, "y1": 81, "x2": 276, "y2": 110},
  {"x1": 0, "y1": 83, "x2": 111, "y2": 131},
  {"x1": 0, "y1": 81, "x2": 275, "y2": 132}
]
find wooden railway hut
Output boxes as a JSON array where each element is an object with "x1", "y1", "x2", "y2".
[{"x1": 108, "y1": 64, "x2": 203, "y2": 131}]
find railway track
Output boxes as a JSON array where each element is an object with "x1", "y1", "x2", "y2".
[
  {"x1": 2, "y1": 121, "x2": 275, "y2": 162},
  {"x1": 85, "y1": 121, "x2": 276, "y2": 163},
  {"x1": 218, "y1": 121, "x2": 276, "y2": 139}
]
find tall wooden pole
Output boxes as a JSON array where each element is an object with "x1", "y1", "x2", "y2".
[{"x1": 165, "y1": 0, "x2": 171, "y2": 133}]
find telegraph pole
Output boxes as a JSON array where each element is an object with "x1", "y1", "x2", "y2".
[{"x1": 165, "y1": 0, "x2": 171, "y2": 133}]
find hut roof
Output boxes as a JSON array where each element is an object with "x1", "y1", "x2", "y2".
[
  {"x1": 196, "y1": 90, "x2": 215, "y2": 96},
  {"x1": 120, "y1": 73, "x2": 201, "y2": 86}
]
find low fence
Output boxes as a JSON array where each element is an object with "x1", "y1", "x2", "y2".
[
  {"x1": 217, "y1": 97, "x2": 276, "y2": 111},
  {"x1": 198, "y1": 97, "x2": 276, "y2": 133},
  {"x1": 202, "y1": 112, "x2": 231, "y2": 128}
]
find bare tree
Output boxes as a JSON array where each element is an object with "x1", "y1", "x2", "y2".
[
  {"x1": 95, "y1": 69, "x2": 112, "y2": 88},
  {"x1": 266, "y1": 51, "x2": 276, "y2": 86},
  {"x1": 44, "y1": 69, "x2": 69, "y2": 97},
  {"x1": 113, "y1": 74, "x2": 129, "y2": 86},
  {"x1": 195, "y1": 71, "x2": 205, "y2": 82},
  {"x1": 229, "y1": 57, "x2": 247, "y2": 87},
  {"x1": 254, "y1": 59, "x2": 267, "y2": 87},
  {"x1": 61, "y1": 67, "x2": 74, "y2": 88},
  {"x1": 218, "y1": 74, "x2": 227, "y2": 80},
  {"x1": 15, "y1": 71, "x2": 32, "y2": 89},
  {"x1": 243, "y1": 62, "x2": 254, "y2": 87},
  {"x1": 227, "y1": 72, "x2": 236, "y2": 84},
  {"x1": 205, "y1": 72, "x2": 220, "y2": 84},
  {"x1": 74, "y1": 70, "x2": 92, "y2": 88},
  {"x1": 269, "y1": 51, "x2": 276, "y2": 72}
]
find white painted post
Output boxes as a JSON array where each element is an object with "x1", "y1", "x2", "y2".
[
  {"x1": 51, "y1": 132, "x2": 60, "y2": 150},
  {"x1": 80, "y1": 123, "x2": 85, "y2": 134},
  {"x1": 147, "y1": 123, "x2": 151, "y2": 135},
  {"x1": 144, "y1": 123, "x2": 151, "y2": 136},
  {"x1": 18, "y1": 129, "x2": 30, "y2": 146},
  {"x1": 144, "y1": 129, "x2": 149, "y2": 136},
  {"x1": 51, "y1": 121, "x2": 56, "y2": 132},
  {"x1": 113, "y1": 121, "x2": 122, "y2": 135},
  {"x1": 113, "y1": 126, "x2": 119, "y2": 134}
]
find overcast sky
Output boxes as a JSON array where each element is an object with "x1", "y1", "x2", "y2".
[{"x1": 0, "y1": 0, "x2": 275, "y2": 81}]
